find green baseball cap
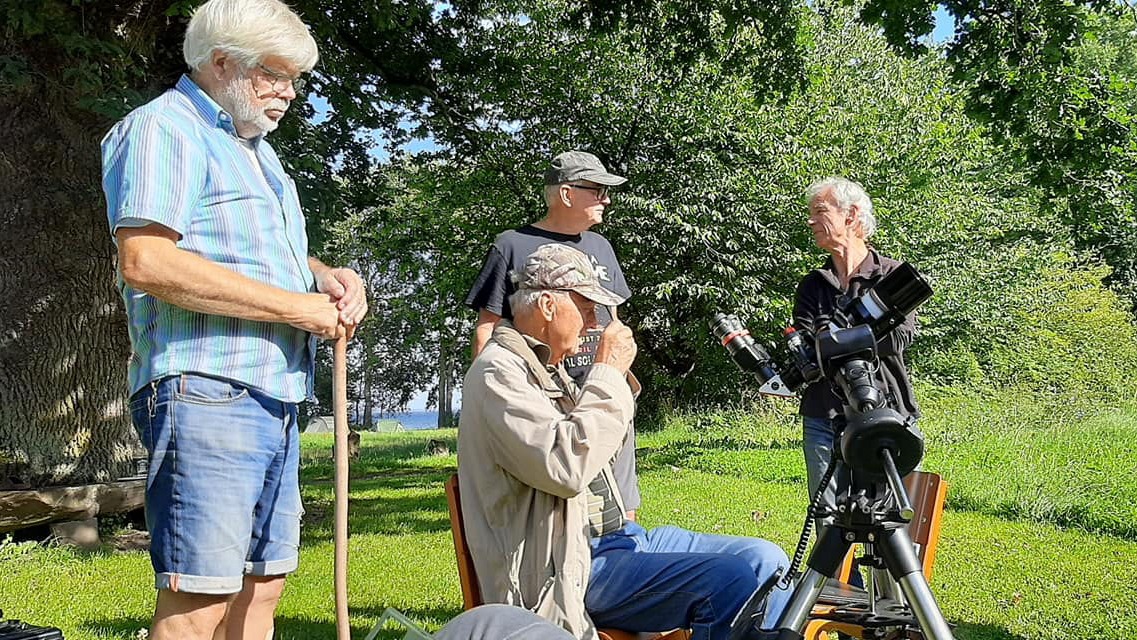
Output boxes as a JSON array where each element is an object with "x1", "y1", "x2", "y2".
[
  {"x1": 544, "y1": 151, "x2": 628, "y2": 186},
  {"x1": 512, "y1": 244, "x2": 626, "y2": 306}
]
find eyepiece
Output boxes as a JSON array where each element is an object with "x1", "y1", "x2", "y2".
[{"x1": 710, "y1": 313, "x2": 779, "y2": 383}]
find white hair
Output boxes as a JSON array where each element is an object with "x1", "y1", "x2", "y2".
[
  {"x1": 806, "y1": 177, "x2": 877, "y2": 239},
  {"x1": 509, "y1": 288, "x2": 567, "y2": 316},
  {"x1": 183, "y1": 0, "x2": 319, "y2": 73}
]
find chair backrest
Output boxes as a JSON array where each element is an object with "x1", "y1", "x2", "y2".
[
  {"x1": 445, "y1": 474, "x2": 483, "y2": 610},
  {"x1": 901, "y1": 470, "x2": 948, "y2": 581}
]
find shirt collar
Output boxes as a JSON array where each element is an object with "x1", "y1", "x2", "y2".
[
  {"x1": 490, "y1": 321, "x2": 569, "y2": 399},
  {"x1": 175, "y1": 74, "x2": 256, "y2": 141}
]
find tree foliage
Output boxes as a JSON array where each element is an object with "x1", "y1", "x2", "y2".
[
  {"x1": 859, "y1": 0, "x2": 1137, "y2": 298},
  {"x1": 318, "y1": 2, "x2": 1135, "y2": 415},
  {"x1": 3, "y1": 0, "x2": 1136, "y2": 485}
]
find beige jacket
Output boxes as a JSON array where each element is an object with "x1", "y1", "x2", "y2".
[{"x1": 457, "y1": 322, "x2": 636, "y2": 640}]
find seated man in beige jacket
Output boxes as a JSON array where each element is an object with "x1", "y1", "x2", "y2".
[
  {"x1": 458, "y1": 243, "x2": 790, "y2": 640},
  {"x1": 457, "y1": 243, "x2": 637, "y2": 640}
]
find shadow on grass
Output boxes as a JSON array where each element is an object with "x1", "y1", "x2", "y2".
[
  {"x1": 80, "y1": 605, "x2": 467, "y2": 640},
  {"x1": 637, "y1": 436, "x2": 801, "y2": 474},
  {"x1": 946, "y1": 492, "x2": 1137, "y2": 541},
  {"x1": 273, "y1": 604, "x2": 464, "y2": 640},
  {"x1": 301, "y1": 438, "x2": 458, "y2": 483},
  {"x1": 300, "y1": 467, "x2": 455, "y2": 541},
  {"x1": 953, "y1": 621, "x2": 1029, "y2": 640},
  {"x1": 79, "y1": 616, "x2": 149, "y2": 640}
]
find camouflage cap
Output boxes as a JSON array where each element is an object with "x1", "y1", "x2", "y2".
[
  {"x1": 544, "y1": 151, "x2": 628, "y2": 186},
  {"x1": 512, "y1": 244, "x2": 626, "y2": 306}
]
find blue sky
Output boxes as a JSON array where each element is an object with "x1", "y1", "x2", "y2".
[{"x1": 933, "y1": 6, "x2": 954, "y2": 42}]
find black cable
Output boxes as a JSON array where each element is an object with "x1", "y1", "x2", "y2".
[{"x1": 782, "y1": 450, "x2": 839, "y2": 586}]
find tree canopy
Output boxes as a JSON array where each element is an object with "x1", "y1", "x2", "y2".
[{"x1": 2, "y1": 0, "x2": 1135, "y2": 484}]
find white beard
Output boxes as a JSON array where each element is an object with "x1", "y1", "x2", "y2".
[{"x1": 218, "y1": 77, "x2": 289, "y2": 136}]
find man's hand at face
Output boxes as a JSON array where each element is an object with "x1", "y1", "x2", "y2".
[
  {"x1": 315, "y1": 267, "x2": 369, "y2": 338},
  {"x1": 594, "y1": 319, "x2": 637, "y2": 374}
]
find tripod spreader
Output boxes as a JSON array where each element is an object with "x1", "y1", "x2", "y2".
[{"x1": 770, "y1": 523, "x2": 955, "y2": 640}]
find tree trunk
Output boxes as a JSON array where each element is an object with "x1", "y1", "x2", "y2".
[
  {"x1": 362, "y1": 358, "x2": 374, "y2": 430},
  {"x1": 0, "y1": 3, "x2": 187, "y2": 489},
  {"x1": 0, "y1": 89, "x2": 138, "y2": 487},
  {"x1": 437, "y1": 339, "x2": 454, "y2": 428}
]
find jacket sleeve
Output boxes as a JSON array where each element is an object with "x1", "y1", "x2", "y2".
[
  {"x1": 477, "y1": 360, "x2": 634, "y2": 498},
  {"x1": 792, "y1": 274, "x2": 826, "y2": 335},
  {"x1": 876, "y1": 310, "x2": 916, "y2": 357}
]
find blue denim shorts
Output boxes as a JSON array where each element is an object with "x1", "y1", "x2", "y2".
[{"x1": 130, "y1": 373, "x2": 302, "y2": 594}]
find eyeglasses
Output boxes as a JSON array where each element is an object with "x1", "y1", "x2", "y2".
[
  {"x1": 567, "y1": 184, "x2": 610, "y2": 200},
  {"x1": 256, "y1": 64, "x2": 306, "y2": 94}
]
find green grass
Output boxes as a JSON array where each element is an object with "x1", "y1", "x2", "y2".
[{"x1": 1, "y1": 391, "x2": 1134, "y2": 639}]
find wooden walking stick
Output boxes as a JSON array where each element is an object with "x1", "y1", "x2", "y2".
[{"x1": 333, "y1": 335, "x2": 351, "y2": 640}]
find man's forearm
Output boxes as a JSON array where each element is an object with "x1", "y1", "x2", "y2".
[{"x1": 120, "y1": 233, "x2": 317, "y2": 325}]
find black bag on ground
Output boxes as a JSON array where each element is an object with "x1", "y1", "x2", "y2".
[{"x1": 0, "y1": 611, "x2": 64, "y2": 640}]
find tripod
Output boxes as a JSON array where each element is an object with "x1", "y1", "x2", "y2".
[{"x1": 771, "y1": 446, "x2": 955, "y2": 640}]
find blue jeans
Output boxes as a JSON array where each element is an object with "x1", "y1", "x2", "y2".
[
  {"x1": 130, "y1": 373, "x2": 302, "y2": 594},
  {"x1": 802, "y1": 416, "x2": 844, "y2": 526},
  {"x1": 803, "y1": 415, "x2": 866, "y2": 589},
  {"x1": 586, "y1": 522, "x2": 792, "y2": 639}
]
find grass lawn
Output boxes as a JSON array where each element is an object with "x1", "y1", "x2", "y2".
[{"x1": 1, "y1": 388, "x2": 1134, "y2": 639}]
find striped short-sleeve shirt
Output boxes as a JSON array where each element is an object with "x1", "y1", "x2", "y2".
[{"x1": 101, "y1": 75, "x2": 316, "y2": 402}]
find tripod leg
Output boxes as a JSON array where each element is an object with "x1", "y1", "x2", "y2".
[{"x1": 877, "y1": 527, "x2": 955, "y2": 640}]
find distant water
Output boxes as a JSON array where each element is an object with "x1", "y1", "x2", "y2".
[{"x1": 380, "y1": 411, "x2": 441, "y2": 431}]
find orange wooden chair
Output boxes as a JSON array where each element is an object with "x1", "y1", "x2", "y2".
[
  {"x1": 803, "y1": 470, "x2": 949, "y2": 640},
  {"x1": 445, "y1": 474, "x2": 690, "y2": 640}
]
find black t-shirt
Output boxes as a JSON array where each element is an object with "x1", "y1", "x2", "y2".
[
  {"x1": 465, "y1": 224, "x2": 641, "y2": 510},
  {"x1": 465, "y1": 225, "x2": 632, "y2": 379}
]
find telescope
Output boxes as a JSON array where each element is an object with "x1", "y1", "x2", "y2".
[
  {"x1": 710, "y1": 261, "x2": 932, "y2": 479},
  {"x1": 711, "y1": 262, "x2": 956, "y2": 640}
]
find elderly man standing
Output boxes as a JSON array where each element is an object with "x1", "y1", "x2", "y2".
[
  {"x1": 794, "y1": 177, "x2": 919, "y2": 549},
  {"x1": 100, "y1": 1, "x2": 367, "y2": 638},
  {"x1": 460, "y1": 245, "x2": 789, "y2": 640}
]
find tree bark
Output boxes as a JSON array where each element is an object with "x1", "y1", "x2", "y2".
[
  {"x1": 0, "y1": 90, "x2": 139, "y2": 487},
  {"x1": 0, "y1": 2, "x2": 186, "y2": 488},
  {"x1": 437, "y1": 339, "x2": 454, "y2": 428},
  {"x1": 362, "y1": 358, "x2": 375, "y2": 430}
]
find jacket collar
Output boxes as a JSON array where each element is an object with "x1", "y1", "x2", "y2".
[
  {"x1": 816, "y1": 247, "x2": 884, "y2": 290},
  {"x1": 490, "y1": 322, "x2": 571, "y2": 399}
]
